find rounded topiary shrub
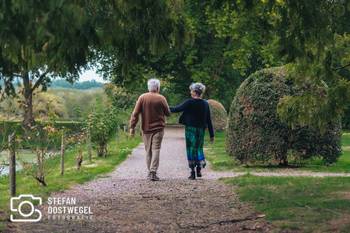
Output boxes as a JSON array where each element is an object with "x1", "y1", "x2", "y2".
[
  {"x1": 227, "y1": 66, "x2": 341, "y2": 165},
  {"x1": 208, "y1": 99, "x2": 228, "y2": 131}
]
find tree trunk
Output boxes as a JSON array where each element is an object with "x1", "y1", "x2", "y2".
[
  {"x1": 22, "y1": 73, "x2": 35, "y2": 129},
  {"x1": 8, "y1": 133, "x2": 16, "y2": 197},
  {"x1": 60, "y1": 131, "x2": 65, "y2": 175},
  {"x1": 76, "y1": 149, "x2": 83, "y2": 170},
  {"x1": 97, "y1": 143, "x2": 107, "y2": 157},
  {"x1": 279, "y1": 157, "x2": 289, "y2": 167},
  {"x1": 87, "y1": 127, "x2": 92, "y2": 162},
  {"x1": 97, "y1": 145, "x2": 104, "y2": 157},
  {"x1": 35, "y1": 148, "x2": 47, "y2": 186}
]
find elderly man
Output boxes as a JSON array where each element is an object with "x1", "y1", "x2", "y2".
[{"x1": 129, "y1": 78, "x2": 170, "y2": 181}]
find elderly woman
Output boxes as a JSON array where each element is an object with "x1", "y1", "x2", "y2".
[{"x1": 170, "y1": 83, "x2": 214, "y2": 180}]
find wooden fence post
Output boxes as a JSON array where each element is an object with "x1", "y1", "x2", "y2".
[
  {"x1": 60, "y1": 131, "x2": 65, "y2": 176},
  {"x1": 8, "y1": 133, "x2": 16, "y2": 197},
  {"x1": 87, "y1": 127, "x2": 92, "y2": 162}
]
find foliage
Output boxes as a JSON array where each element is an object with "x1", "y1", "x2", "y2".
[
  {"x1": 87, "y1": 97, "x2": 119, "y2": 157},
  {"x1": 104, "y1": 83, "x2": 137, "y2": 111},
  {"x1": 48, "y1": 88, "x2": 106, "y2": 120},
  {"x1": 97, "y1": 1, "x2": 244, "y2": 109},
  {"x1": 20, "y1": 120, "x2": 61, "y2": 186},
  {"x1": 99, "y1": 0, "x2": 350, "y2": 128},
  {"x1": 0, "y1": 0, "x2": 102, "y2": 126},
  {"x1": 0, "y1": 88, "x2": 107, "y2": 121},
  {"x1": 103, "y1": 83, "x2": 137, "y2": 127},
  {"x1": 207, "y1": 99, "x2": 227, "y2": 131},
  {"x1": 0, "y1": 0, "x2": 180, "y2": 127},
  {"x1": 0, "y1": 95, "x2": 21, "y2": 120},
  {"x1": 227, "y1": 67, "x2": 341, "y2": 165},
  {"x1": 0, "y1": 89, "x2": 68, "y2": 120},
  {"x1": 344, "y1": 109, "x2": 350, "y2": 130},
  {"x1": 32, "y1": 91, "x2": 67, "y2": 119},
  {"x1": 208, "y1": 0, "x2": 350, "y2": 129}
]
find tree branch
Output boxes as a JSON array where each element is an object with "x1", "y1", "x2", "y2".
[
  {"x1": 32, "y1": 70, "x2": 49, "y2": 91},
  {"x1": 333, "y1": 63, "x2": 350, "y2": 71}
]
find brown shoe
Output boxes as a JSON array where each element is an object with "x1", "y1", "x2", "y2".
[{"x1": 150, "y1": 172, "x2": 160, "y2": 181}]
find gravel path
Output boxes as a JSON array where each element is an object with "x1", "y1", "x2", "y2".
[{"x1": 7, "y1": 127, "x2": 271, "y2": 233}]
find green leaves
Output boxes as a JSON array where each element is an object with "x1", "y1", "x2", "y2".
[
  {"x1": 227, "y1": 67, "x2": 342, "y2": 165},
  {"x1": 86, "y1": 97, "x2": 120, "y2": 157}
]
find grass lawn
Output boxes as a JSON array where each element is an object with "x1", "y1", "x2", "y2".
[
  {"x1": 0, "y1": 132, "x2": 141, "y2": 231},
  {"x1": 224, "y1": 175, "x2": 350, "y2": 232},
  {"x1": 207, "y1": 131, "x2": 350, "y2": 232},
  {"x1": 206, "y1": 131, "x2": 350, "y2": 173}
]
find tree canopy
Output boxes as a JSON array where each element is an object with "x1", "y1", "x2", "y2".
[
  {"x1": 0, "y1": 0, "x2": 349, "y2": 128},
  {"x1": 207, "y1": 0, "x2": 350, "y2": 128},
  {"x1": 0, "y1": 0, "x2": 182, "y2": 127}
]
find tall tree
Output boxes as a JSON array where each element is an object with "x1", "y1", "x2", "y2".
[
  {"x1": 0, "y1": 0, "x2": 180, "y2": 128},
  {"x1": 207, "y1": 0, "x2": 350, "y2": 128},
  {"x1": 98, "y1": 1, "x2": 246, "y2": 108},
  {"x1": 0, "y1": 0, "x2": 99, "y2": 128}
]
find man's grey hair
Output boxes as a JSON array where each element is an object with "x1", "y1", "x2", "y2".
[
  {"x1": 189, "y1": 82, "x2": 206, "y2": 96},
  {"x1": 148, "y1": 78, "x2": 160, "y2": 92}
]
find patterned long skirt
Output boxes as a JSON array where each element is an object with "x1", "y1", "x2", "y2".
[{"x1": 185, "y1": 126, "x2": 206, "y2": 169}]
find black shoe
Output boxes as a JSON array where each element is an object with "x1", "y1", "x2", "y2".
[
  {"x1": 150, "y1": 172, "x2": 160, "y2": 181},
  {"x1": 196, "y1": 167, "x2": 202, "y2": 177},
  {"x1": 188, "y1": 171, "x2": 196, "y2": 180}
]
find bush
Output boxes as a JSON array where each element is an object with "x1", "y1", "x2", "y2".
[
  {"x1": 207, "y1": 99, "x2": 228, "y2": 131},
  {"x1": 86, "y1": 97, "x2": 120, "y2": 157},
  {"x1": 227, "y1": 67, "x2": 341, "y2": 165}
]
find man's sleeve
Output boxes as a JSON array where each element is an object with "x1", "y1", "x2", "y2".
[
  {"x1": 162, "y1": 97, "x2": 171, "y2": 117},
  {"x1": 129, "y1": 96, "x2": 142, "y2": 129}
]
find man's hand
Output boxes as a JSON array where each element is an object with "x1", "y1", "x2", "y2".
[
  {"x1": 210, "y1": 137, "x2": 214, "y2": 144},
  {"x1": 129, "y1": 128, "x2": 135, "y2": 137}
]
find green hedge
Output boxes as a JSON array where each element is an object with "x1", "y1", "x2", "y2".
[
  {"x1": 227, "y1": 67, "x2": 342, "y2": 165},
  {"x1": 208, "y1": 99, "x2": 228, "y2": 131}
]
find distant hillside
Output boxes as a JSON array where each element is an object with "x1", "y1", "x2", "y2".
[{"x1": 50, "y1": 79, "x2": 104, "y2": 90}]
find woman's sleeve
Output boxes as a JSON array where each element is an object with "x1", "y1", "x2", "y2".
[
  {"x1": 206, "y1": 104, "x2": 214, "y2": 138},
  {"x1": 170, "y1": 99, "x2": 190, "y2": 113}
]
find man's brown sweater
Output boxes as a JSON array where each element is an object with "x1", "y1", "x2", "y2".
[{"x1": 129, "y1": 92, "x2": 170, "y2": 134}]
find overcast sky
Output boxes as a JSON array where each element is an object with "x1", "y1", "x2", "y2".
[{"x1": 79, "y1": 69, "x2": 108, "y2": 83}]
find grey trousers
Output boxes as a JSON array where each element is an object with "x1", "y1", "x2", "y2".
[{"x1": 142, "y1": 130, "x2": 164, "y2": 173}]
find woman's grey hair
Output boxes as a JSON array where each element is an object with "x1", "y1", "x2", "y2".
[
  {"x1": 148, "y1": 78, "x2": 160, "y2": 92},
  {"x1": 189, "y1": 82, "x2": 206, "y2": 96}
]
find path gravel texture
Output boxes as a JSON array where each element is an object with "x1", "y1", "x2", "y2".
[{"x1": 7, "y1": 127, "x2": 271, "y2": 233}]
